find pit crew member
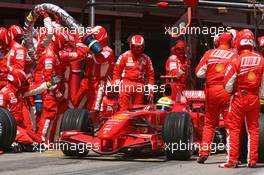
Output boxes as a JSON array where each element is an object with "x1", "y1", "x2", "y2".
[
  {"x1": 113, "y1": 35, "x2": 155, "y2": 111},
  {"x1": 221, "y1": 29, "x2": 264, "y2": 168},
  {"x1": 196, "y1": 32, "x2": 238, "y2": 163}
]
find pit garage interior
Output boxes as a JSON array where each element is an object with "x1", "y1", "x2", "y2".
[{"x1": 0, "y1": 0, "x2": 264, "y2": 88}]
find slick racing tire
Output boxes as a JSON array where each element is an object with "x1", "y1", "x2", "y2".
[
  {"x1": 239, "y1": 124, "x2": 248, "y2": 163},
  {"x1": 162, "y1": 112, "x2": 194, "y2": 160},
  {"x1": 258, "y1": 113, "x2": 264, "y2": 162},
  {"x1": 240, "y1": 113, "x2": 264, "y2": 163},
  {"x1": 261, "y1": 105, "x2": 264, "y2": 113},
  {"x1": 60, "y1": 109, "x2": 93, "y2": 157},
  {"x1": 0, "y1": 107, "x2": 17, "y2": 151}
]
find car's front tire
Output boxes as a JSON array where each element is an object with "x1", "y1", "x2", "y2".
[
  {"x1": 60, "y1": 109, "x2": 93, "y2": 157},
  {"x1": 162, "y1": 112, "x2": 194, "y2": 160}
]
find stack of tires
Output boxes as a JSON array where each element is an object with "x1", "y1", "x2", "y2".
[{"x1": 0, "y1": 107, "x2": 17, "y2": 151}]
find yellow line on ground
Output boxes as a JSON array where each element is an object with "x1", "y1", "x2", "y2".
[{"x1": 41, "y1": 151, "x2": 64, "y2": 157}]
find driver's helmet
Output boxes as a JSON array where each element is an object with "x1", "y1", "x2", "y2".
[{"x1": 156, "y1": 97, "x2": 174, "y2": 111}]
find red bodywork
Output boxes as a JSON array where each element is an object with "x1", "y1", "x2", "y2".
[
  {"x1": 61, "y1": 107, "x2": 168, "y2": 154},
  {"x1": 60, "y1": 80, "x2": 215, "y2": 155}
]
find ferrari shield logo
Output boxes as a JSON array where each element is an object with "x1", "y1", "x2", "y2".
[
  {"x1": 128, "y1": 57, "x2": 133, "y2": 62},
  {"x1": 248, "y1": 72, "x2": 256, "y2": 80},
  {"x1": 156, "y1": 115, "x2": 161, "y2": 124},
  {"x1": 215, "y1": 64, "x2": 224, "y2": 72}
]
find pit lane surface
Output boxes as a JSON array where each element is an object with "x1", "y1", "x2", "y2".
[{"x1": 0, "y1": 151, "x2": 264, "y2": 175}]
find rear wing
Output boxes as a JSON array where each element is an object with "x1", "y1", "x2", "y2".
[{"x1": 182, "y1": 90, "x2": 205, "y2": 102}]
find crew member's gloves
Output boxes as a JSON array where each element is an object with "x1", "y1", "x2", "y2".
[
  {"x1": 46, "y1": 75, "x2": 62, "y2": 89},
  {"x1": 51, "y1": 75, "x2": 62, "y2": 85},
  {"x1": 82, "y1": 34, "x2": 103, "y2": 54}
]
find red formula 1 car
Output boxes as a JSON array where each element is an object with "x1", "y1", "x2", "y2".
[{"x1": 59, "y1": 77, "x2": 223, "y2": 160}]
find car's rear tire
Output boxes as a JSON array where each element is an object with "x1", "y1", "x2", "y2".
[
  {"x1": 240, "y1": 113, "x2": 264, "y2": 163},
  {"x1": 261, "y1": 105, "x2": 264, "y2": 113},
  {"x1": 239, "y1": 124, "x2": 248, "y2": 163},
  {"x1": 258, "y1": 113, "x2": 264, "y2": 162},
  {"x1": 162, "y1": 112, "x2": 194, "y2": 160},
  {"x1": 60, "y1": 109, "x2": 93, "y2": 157},
  {"x1": 0, "y1": 107, "x2": 17, "y2": 151}
]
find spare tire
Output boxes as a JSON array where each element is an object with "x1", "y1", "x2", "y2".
[
  {"x1": 60, "y1": 109, "x2": 93, "y2": 157},
  {"x1": 0, "y1": 107, "x2": 17, "y2": 150},
  {"x1": 162, "y1": 112, "x2": 194, "y2": 160}
]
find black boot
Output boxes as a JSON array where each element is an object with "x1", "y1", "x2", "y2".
[{"x1": 197, "y1": 155, "x2": 208, "y2": 164}]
